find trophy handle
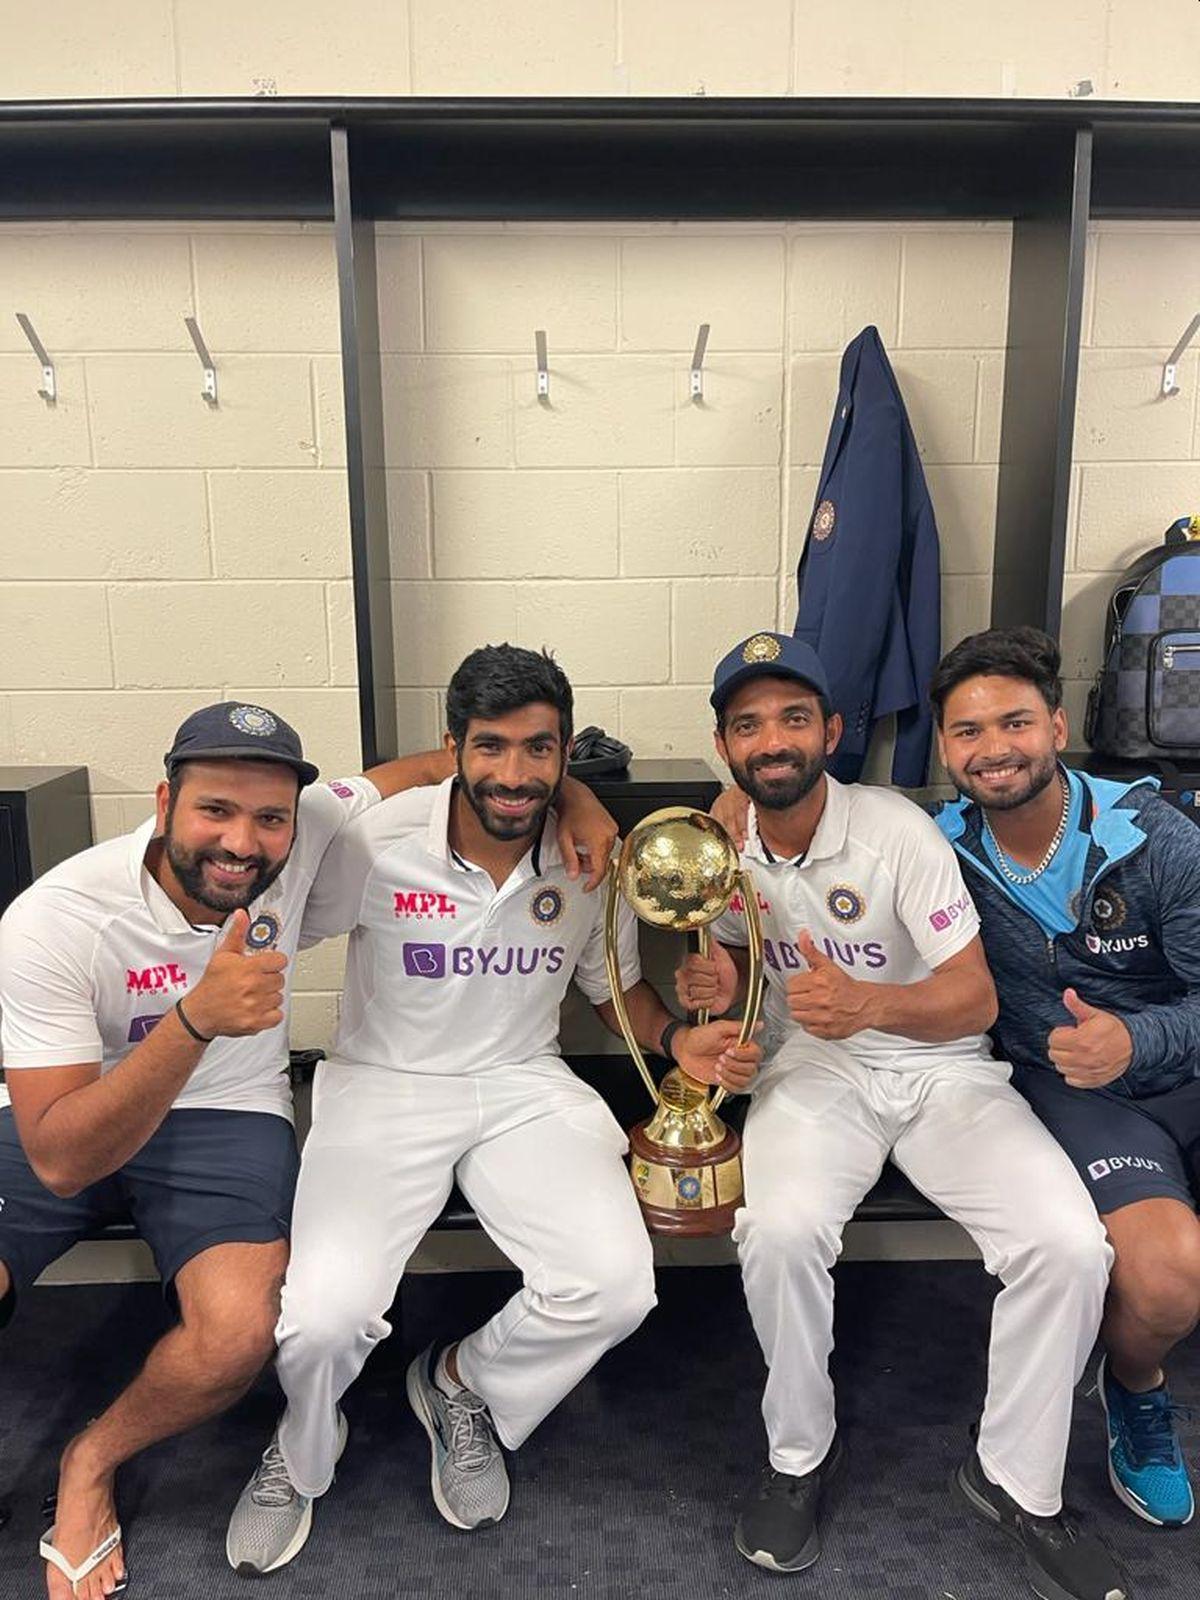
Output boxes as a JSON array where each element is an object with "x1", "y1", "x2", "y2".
[
  {"x1": 709, "y1": 868, "x2": 765, "y2": 1115},
  {"x1": 604, "y1": 861, "x2": 661, "y2": 1108}
]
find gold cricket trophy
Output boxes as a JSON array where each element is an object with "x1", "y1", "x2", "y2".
[{"x1": 604, "y1": 807, "x2": 764, "y2": 1235}]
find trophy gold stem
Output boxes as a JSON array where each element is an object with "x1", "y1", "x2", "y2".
[
  {"x1": 709, "y1": 869, "x2": 765, "y2": 1116},
  {"x1": 604, "y1": 862, "x2": 661, "y2": 1107}
]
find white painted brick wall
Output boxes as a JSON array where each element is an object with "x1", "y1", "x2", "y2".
[{"x1": 2, "y1": 1, "x2": 1192, "y2": 103}]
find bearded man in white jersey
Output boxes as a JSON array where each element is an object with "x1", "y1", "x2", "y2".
[
  {"x1": 226, "y1": 644, "x2": 760, "y2": 1573},
  {"x1": 0, "y1": 699, "x2": 617, "y2": 1600},
  {"x1": 686, "y1": 632, "x2": 1128, "y2": 1600}
]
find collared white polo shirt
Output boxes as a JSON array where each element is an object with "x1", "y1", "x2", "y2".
[
  {"x1": 0, "y1": 777, "x2": 379, "y2": 1119},
  {"x1": 300, "y1": 778, "x2": 641, "y2": 1075},
  {"x1": 711, "y1": 775, "x2": 990, "y2": 1072}
]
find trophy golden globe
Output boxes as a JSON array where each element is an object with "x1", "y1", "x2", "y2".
[{"x1": 604, "y1": 807, "x2": 764, "y2": 1235}]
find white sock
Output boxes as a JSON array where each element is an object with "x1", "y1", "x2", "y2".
[{"x1": 434, "y1": 1345, "x2": 465, "y2": 1397}]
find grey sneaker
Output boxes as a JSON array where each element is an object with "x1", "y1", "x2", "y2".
[
  {"x1": 225, "y1": 1409, "x2": 348, "y2": 1575},
  {"x1": 406, "y1": 1343, "x2": 510, "y2": 1530}
]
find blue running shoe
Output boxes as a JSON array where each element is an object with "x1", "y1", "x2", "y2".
[{"x1": 1098, "y1": 1355, "x2": 1194, "y2": 1527}]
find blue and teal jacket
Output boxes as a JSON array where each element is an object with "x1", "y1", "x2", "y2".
[{"x1": 935, "y1": 773, "x2": 1200, "y2": 1097}]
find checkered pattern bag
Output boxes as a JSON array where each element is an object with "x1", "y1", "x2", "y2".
[{"x1": 1086, "y1": 523, "x2": 1200, "y2": 759}]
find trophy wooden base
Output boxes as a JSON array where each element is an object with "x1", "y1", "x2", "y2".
[{"x1": 628, "y1": 1122, "x2": 743, "y2": 1237}]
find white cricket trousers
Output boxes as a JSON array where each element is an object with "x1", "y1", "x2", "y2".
[
  {"x1": 733, "y1": 1054, "x2": 1112, "y2": 1516},
  {"x1": 275, "y1": 1057, "x2": 656, "y2": 1497}
]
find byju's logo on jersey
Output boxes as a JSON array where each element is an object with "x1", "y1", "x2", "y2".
[
  {"x1": 126, "y1": 963, "x2": 188, "y2": 995},
  {"x1": 394, "y1": 890, "x2": 458, "y2": 921},
  {"x1": 826, "y1": 884, "x2": 866, "y2": 925},
  {"x1": 929, "y1": 893, "x2": 972, "y2": 934},
  {"x1": 530, "y1": 887, "x2": 564, "y2": 926},
  {"x1": 1085, "y1": 931, "x2": 1150, "y2": 957},
  {"x1": 127, "y1": 1014, "x2": 164, "y2": 1043},
  {"x1": 1087, "y1": 1155, "x2": 1165, "y2": 1181},
  {"x1": 401, "y1": 941, "x2": 566, "y2": 979},
  {"x1": 403, "y1": 943, "x2": 447, "y2": 978}
]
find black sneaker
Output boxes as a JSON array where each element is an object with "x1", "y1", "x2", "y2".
[
  {"x1": 734, "y1": 1437, "x2": 842, "y2": 1573},
  {"x1": 955, "y1": 1447, "x2": 1130, "y2": 1600}
]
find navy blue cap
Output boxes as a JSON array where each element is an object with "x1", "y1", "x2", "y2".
[
  {"x1": 164, "y1": 702, "x2": 319, "y2": 786},
  {"x1": 710, "y1": 633, "x2": 831, "y2": 715}
]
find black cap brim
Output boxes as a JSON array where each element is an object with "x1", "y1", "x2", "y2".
[{"x1": 164, "y1": 746, "x2": 319, "y2": 787}]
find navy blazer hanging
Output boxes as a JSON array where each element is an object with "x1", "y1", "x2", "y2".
[{"x1": 794, "y1": 325, "x2": 942, "y2": 787}]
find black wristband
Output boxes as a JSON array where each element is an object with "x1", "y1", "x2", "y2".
[
  {"x1": 175, "y1": 997, "x2": 213, "y2": 1045},
  {"x1": 659, "y1": 1018, "x2": 686, "y2": 1062}
]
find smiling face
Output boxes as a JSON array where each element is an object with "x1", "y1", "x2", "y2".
[
  {"x1": 715, "y1": 675, "x2": 842, "y2": 811},
  {"x1": 156, "y1": 759, "x2": 298, "y2": 914},
  {"x1": 937, "y1": 672, "x2": 1068, "y2": 812},
  {"x1": 452, "y1": 701, "x2": 566, "y2": 842}
]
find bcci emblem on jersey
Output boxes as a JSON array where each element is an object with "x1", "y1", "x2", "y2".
[
  {"x1": 1092, "y1": 890, "x2": 1127, "y2": 931},
  {"x1": 530, "y1": 887, "x2": 564, "y2": 926},
  {"x1": 826, "y1": 883, "x2": 866, "y2": 925},
  {"x1": 246, "y1": 912, "x2": 282, "y2": 951}
]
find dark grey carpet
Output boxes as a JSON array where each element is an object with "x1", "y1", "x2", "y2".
[{"x1": 1, "y1": 1263, "x2": 1196, "y2": 1598}]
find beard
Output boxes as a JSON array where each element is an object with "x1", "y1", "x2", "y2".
[
  {"x1": 163, "y1": 807, "x2": 288, "y2": 913},
  {"x1": 728, "y1": 746, "x2": 826, "y2": 812},
  {"x1": 456, "y1": 759, "x2": 561, "y2": 842},
  {"x1": 951, "y1": 747, "x2": 1060, "y2": 813}
]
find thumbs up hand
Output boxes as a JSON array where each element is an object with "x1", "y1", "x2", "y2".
[
  {"x1": 185, "y1": 909, "x2": 289, "y2": 1040},
  {"x1": 1047, "y1": 988, "x2": 1132, "y2": 1088},
  {"x1": 786, "y1": 930, "x2": 875, "y2": 1039}
]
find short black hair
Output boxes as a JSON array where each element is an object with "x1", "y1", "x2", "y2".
[
  {"x1": 446, "y1": 644, "x2": 573, "y2": 747},
  {"x1": 930, "y1": 627, "x2": 1063, "y2": 725}
]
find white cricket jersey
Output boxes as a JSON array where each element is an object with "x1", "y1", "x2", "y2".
[
  {"x1": 0, "y1": 777, "x2": 379, "y2": 1119},
  {"x1": 300, "y1": 778, "x2": 642, "y2": 1075},
  {"x1": 711, "y1": 775, "x2": 991, "y2": 1073}
]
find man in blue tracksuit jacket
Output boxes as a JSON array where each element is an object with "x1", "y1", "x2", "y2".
[
  {"x1": 932, "y1": 626, "x2": 1200, "y2": 1532},
  {"x1": 794, "y1": 325, "x2": 941, "y2": 788}
]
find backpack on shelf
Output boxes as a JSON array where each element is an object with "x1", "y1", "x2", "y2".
[{"x1": 1086, "y1": 517, "x2": 1200, "y2": 760}]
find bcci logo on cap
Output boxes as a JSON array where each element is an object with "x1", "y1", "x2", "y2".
[
  {"x1": 229, "y1": 705, "x2": 277, "y2": 737},
  {"x1": 246, "y1": 912, "x2": 281, "y2": 951},
  {"x1": 741, "y1": 634, "x2": 782, "y2": 665}
]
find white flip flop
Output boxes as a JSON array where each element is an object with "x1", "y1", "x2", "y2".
[{"x1": 39, "y1": 1524, "x2": 128, "y2": 1596}]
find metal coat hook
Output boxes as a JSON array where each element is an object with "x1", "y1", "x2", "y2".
[
  {"x1": 15, "y1": 313, "x2": 55, "y2": 404},
  {"x1": 535, "y1": 329, "x2": 549, "y2": 403},
  {"x1": 1162, "y1": 313, "x2": 1200, "y2": 398},
  {"x1": 690, "y1": 323, "x2": 710, "y2": 402},
  {"x1": 184, "y1": 316, "x2": 218, "y2": 406}
]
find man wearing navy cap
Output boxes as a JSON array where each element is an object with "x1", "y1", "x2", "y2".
[
  {"x1": 687, "y1": 634, "x2": 1127, "y2": 1600},
  {"x1": 0, "y1": 700, "x2": 617, "y2": 1600}
]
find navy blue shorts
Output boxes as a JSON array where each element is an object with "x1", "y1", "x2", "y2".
[
  {"x1": 0, "y1": 1106, "x2": 298, "y2": 1320},
  {"x1": 1013, "y1": 1065, "x2": 1200, "y2": 1215}
]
